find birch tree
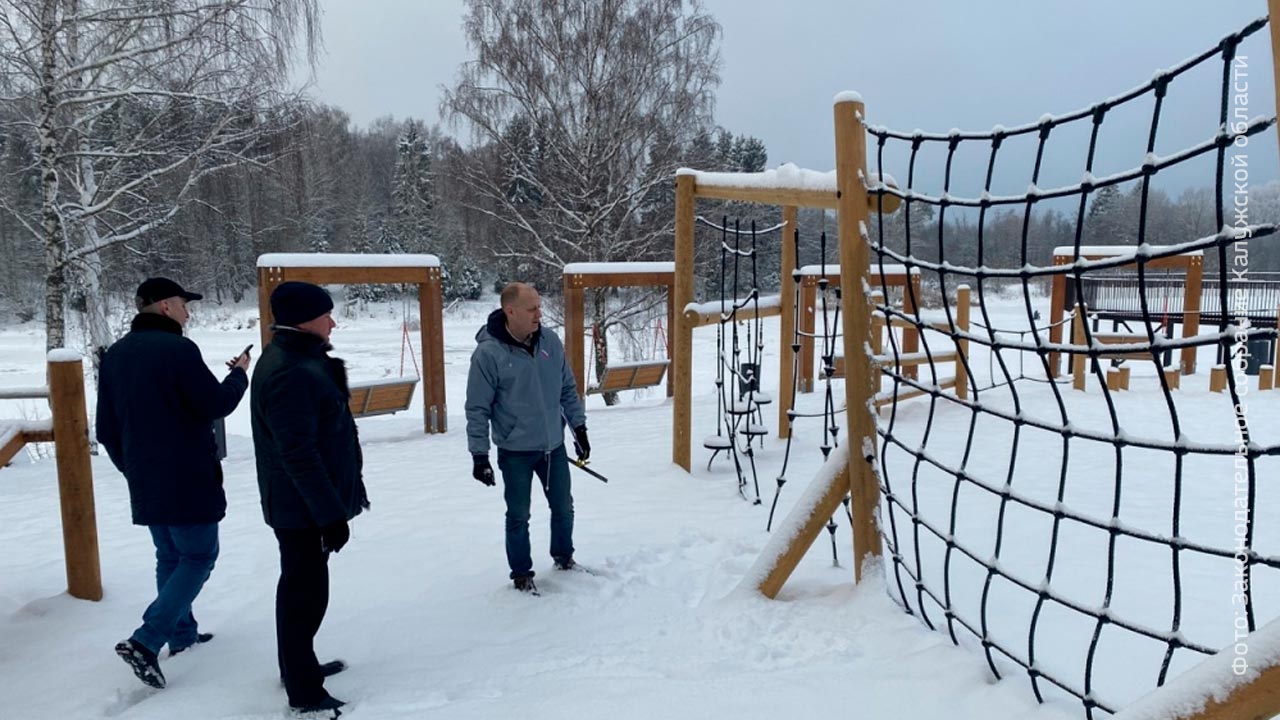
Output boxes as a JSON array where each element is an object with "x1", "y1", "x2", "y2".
[
  {"x1": 444, "y1": 0, "x2": 721, "y2": 401},
  {"x1": 0, "y1": 0, "x2": 319, "y2": 354}
]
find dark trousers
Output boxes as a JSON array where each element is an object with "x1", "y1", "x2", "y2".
[
  {"x1": 498, "y1": 444, "x2": 574, "y2": 579},
  {"x1": 274, "y1": 527, "x2": 331, "y2": 707}
]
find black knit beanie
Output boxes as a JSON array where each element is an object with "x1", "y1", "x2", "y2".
[{"x1": 270, "y1": 282, "x2": 334, "y2": 327}]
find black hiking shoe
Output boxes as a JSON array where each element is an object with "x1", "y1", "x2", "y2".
[
  {"x1": 514, "y1": 576, "x2": 540, "y2": 595},
  {"x1": 289, "y1": 694, "x2": 345, "y2": 718},
  {"x1": 553, "y1": 557, "x2": 576, "y2": 571},
  {"x1": 169, "y1": 632, "x2": 214, "y2": 657},
  {"x1": 115, "y1": 639, "x2": 166, "y2": 689}
]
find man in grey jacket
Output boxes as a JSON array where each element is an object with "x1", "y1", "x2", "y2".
[{"x1": 466, "y1": 282, "x2": 588, "y2": 594}]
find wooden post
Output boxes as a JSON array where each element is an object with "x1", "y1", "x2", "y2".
[
  {"x1": 1210, "y1": 365, "x2": 1228, "y2": 393},
  {"x1": 1073, "y1": 304, "x2": 1089, "y2": 391},
  {"x1": 421, "y1": 271, "x2": 447, "y2": 433},
  {"x1": 1271, "y1": 0, "x2": 1280, "y2": 177},
  {"x1": 564, "y1": 274, "x2": 586, "y2": 399},
  {"x1": 869, "y1": 290, "x2": 885, "y2": 355},
  {"x1": 666, "y1": 282, "x2": 675, "y2": 398},
  {"x1": 1119, "y1": 365, "x2": 1131, "y2": 391},
  {"x1": 48, "y1": 353, "x2": 101, "y2": 601},
  {"x1": 1259, "y1": 365, "x2": 1273, "y2": 391},
  {"x1": 673, "y1": 173, "x2": 696, "y2": 471},
  {"x1": 902, "y1": 272, "x2": 920, "y2": 380},
  {"x1": 257, "y1": 266, "x2": 278, "y2": 349},
  {"x1": 1181, "y1": 255, "x2": 1203, "y2": 375},
  {"x1": 835, "y1": 97, "x2": 882, "y2": 582},
  {"x1": 799, "y1": 279, "x2": 816, "y2": 392},
  {"x1": 779, "y1": 205, "x2": 799, "y2": 438},
  {"x1": 1164, "y1": 366, "x2": 1181, "y2": 391},
  {"x1": 955, "y1": 285, "x2": 970, "y2": 400},
  {"x1": 1048, "y1": 261, "x2": 1068, "y2": 377}
]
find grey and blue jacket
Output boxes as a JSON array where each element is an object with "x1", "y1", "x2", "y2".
[{"x1": 466, "y1": 308, "x2": 586, "y2": 456}]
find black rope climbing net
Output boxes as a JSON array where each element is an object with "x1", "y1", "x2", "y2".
[
  {"x1": 697, "y1": 216, "x2": 783, "y2": 504},
  {"x1": 856, "y1": 17, "x2": 1280, "y2": 717}
]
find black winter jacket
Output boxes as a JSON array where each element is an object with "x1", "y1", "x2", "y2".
[
  {"x1": 95, "y1": 313, "x2": 248, "y2": 526},
  {"x1": 250, "y1": 328, "x2": 368, "y2": 529}
]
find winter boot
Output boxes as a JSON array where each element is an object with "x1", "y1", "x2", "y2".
[{"x1": 115, "y1": 639, "x2": 166, "y2": 689}]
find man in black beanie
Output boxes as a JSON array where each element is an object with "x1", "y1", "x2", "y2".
[
  {"x1": 250, "y1": 281, "x2": 368, "y2": 717},
  {"x1": 98, "y1": 277, "x2": 250, "y2": 689}
]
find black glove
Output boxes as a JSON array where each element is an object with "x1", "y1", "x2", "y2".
[
  {"x1": 320, "y1": 520, "x2": 350, "y2": 554},
  {"x1": 572, "y1": 425, "x2": 590, "y2": 462},
  {"x1": 473, "y1": 455, "x2": 495, "y2": 486}
]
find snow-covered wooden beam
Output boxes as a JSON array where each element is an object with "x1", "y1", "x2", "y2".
[{"x1": 1111, "y1": 617, "x2": 1280, "y2": 720}]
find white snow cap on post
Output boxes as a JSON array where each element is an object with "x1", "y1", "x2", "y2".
[
  {"x1": 46, "y1": 349, "x2": 83, "y2": 363},
  {"x1": 833, "y1": 90, "x2": 864, "y2": 104}
]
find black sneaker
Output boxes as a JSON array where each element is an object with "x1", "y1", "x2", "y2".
[
  {"x1": 289, "y1": 694, "x2": 345, "y2": 718},
  {"x1": 513, "y1": 576, "x2": 540, "y2": 595},
  {"x1": 169, "y1": 632, "x2": 214, "y2": 657},
  {"x1": 115, "y1": 639, "x2": 166, "y2": 689},
  {"x1": 553, "y1": 557, "x2": 575, "y2": 571}
]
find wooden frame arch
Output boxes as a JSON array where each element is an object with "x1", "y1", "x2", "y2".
[
  {"x1": 672, "y1": 166, "x2": 901, "y2": 471},
  {"x1": 1047, "y1": 246, "x2": 1204, "y2": 378},
  {"x1": 256, "y1": 254, "x2": 447, "y2": 434},
  {"x1": 562, "y1": 262, "x2": 675, "y2": 400}
]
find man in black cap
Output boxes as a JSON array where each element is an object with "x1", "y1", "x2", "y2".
[
  {"x1": 97, "y1": 277, "x2": 251, "y2": 689},
  {"x1": 251, "y1": 281, "x2": 368, "y2": 717}
]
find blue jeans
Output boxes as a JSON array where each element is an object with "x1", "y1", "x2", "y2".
[
  {"x1": 130, "y1": 523, "x2": 219, "y2": 654},
  {"x1": 498, "y1": 445, "x2": 574, "y2": 579}
]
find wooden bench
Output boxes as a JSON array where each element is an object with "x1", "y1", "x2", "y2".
[
  {"x1": 1070, "y1": 308, "x2": 1177, "y2": 391},
  {"x1": 830, "y1": 286, "x2": 973, "y2": 405},
  {"x1": 587, "y1": 360, "x2": 669, "y2": 395},
  {"x1": 348, "y1": 378, "x2": 420, "y2": 418}
]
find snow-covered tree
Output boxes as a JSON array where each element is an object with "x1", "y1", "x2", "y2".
[
  {"x1": 390, "y1": 120, "x2": 435, "y2": 253},
  {"x1": 443, "y1": 0, "x2": 721, "y2": 402},
  {"x1": 0, "y1": 0, "x2": 320, "y2": 354}
]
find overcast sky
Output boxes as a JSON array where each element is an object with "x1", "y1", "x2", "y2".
[{"x1": 302, "y1": 0, "x2": 1278, "y2": 197}]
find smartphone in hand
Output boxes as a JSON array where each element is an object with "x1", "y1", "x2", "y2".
[{"x1": 227, "y1": 343, "x2": 253, "y2": 369}]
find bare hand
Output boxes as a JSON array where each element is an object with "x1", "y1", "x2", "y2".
[{"x1": 227, "y1": 350, "x2": 251, "y2": 371}]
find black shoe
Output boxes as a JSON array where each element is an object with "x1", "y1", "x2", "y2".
[
  {"x1": 553, "y1": 557, "x2": 575, "y2": 571},
  {"x1": 115, "y1": 639, "x2": 166, "y2": 689},
  {"x1": 513, "y1": 576, "x2": 540, "y2": 595},
  {"x1": 289, "y1": 695, "x2": 345, "y2": 718},
  {"x1": 169, "y1": 632, "x2": 214, "y2": 657}
]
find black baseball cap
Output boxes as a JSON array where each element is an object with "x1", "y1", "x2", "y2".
[{"x1": 135, "y1": 277, "x2": 202, "y2": 307}]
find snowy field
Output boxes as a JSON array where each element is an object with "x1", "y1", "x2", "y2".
[{"x1": 0, "y1": 289, "x2": 1272, "y2": 719}]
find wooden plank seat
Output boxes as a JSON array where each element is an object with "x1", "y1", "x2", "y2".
[
  {"x1": 587, "y1": 360, "x2": 669, "y2": 395},
  {"x1": 348, "y1": 377, "x2": 420, "y2": 418}
]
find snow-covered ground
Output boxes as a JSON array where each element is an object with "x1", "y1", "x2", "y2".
[{"x1": 0, "y1": 290, "x2": 1271, "y2": 719}]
